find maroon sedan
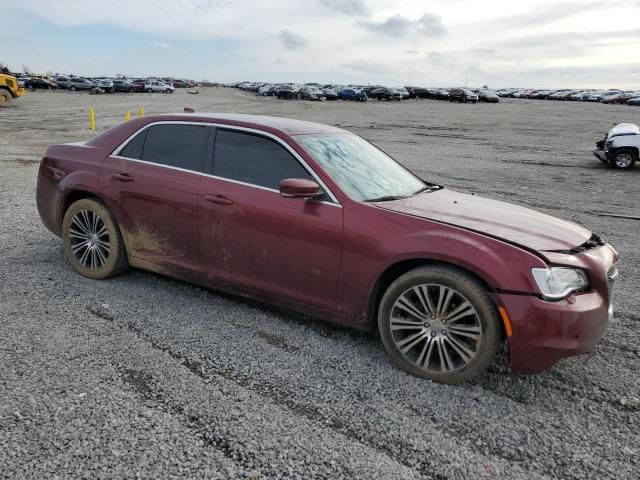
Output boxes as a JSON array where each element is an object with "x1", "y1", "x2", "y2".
[{"x1": 36, "y1": 114, "x2": 619, "y2": 383}]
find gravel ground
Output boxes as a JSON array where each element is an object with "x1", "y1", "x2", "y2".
[{"x1": 0, "y1": 88, "x2": 638, "y2": 479}]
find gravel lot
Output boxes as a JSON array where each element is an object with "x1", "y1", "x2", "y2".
[{"x1": 1, "y1": 88, "x2": 638, "y2": 479}]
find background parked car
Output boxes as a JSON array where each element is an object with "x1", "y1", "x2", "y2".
[
  {"x1": 69, "y1": 78, "x2": 93, "y2": 91},
  {"x1": 395, "y1": 87, "x2": 410, "y2": 99},
  {"x1": 145, "y1": 80, "x2": 174, "y2": 93},
  {"x1": 276, "y1": 85, "x2": 295, "y2": 99},
  {"x1": 91, "y1": 79, "x2": 114, "y2": 93},
  {"x1": 628, "y1": 97, "x2": 640, "y2": 106},
  {"x1": 111, "y1": 79, "x2": 135, "y2": 93},
  {"x1": 371, "y1": 87, "x2": 402, "y2": 101},
  {"x1": 479, "y1": 90, "x2": 500, "y2": 103},
  {"x1": 339, "y1": 88, "x2": 367, "y2": 101},
  {"x1": 323, "y1": 87, "x2": 339, "y2": 100},
  {"x1": 299, "y1": 86, "x2": 326, "y2": 101},
  {"x1": 448, "y1": 88, "x2": 478, "y2": 103},
  {"x1": 24, "y1": 78, "x2": 57, "y2": 90}
]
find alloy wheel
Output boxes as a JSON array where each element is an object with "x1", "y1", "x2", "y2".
[
  {"x1": 615, "y1": 153, "x2": 633, "y2": 168},
  {"x1": 69, "y1": 209, "x2": 111, "y2": 270},
  {"x1": 390, "y1": 284, "x2": 483, "y2": 373}
]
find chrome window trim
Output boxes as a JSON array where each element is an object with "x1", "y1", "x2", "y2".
[{"x1": 112, "y1": 120, "x2": 340, "y2": 205}]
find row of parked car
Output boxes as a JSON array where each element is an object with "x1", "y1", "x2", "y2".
[
  {"x1": 15, "y1": 74, "x2": 198, "y2": 94},
  {"x1": 230, "y1": 82, "x2": 500, "y2": 104},
  {"x1": 496, "y1": 88, "x2": 640, "y2": 106}
]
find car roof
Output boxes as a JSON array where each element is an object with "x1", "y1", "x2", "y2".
[{"x1": 165, "y1": 113, "x2": 347, "y2": 135}]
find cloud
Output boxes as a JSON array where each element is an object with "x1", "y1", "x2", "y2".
[
  {"x1": 490, "y1": 1, "x2": 602, "y2": 29},
  {"x1": 406, "y1": 50, "x2": 420, "y2": 55},
  {"x1": 342, "y1": 59, "x2": 388, "y2": 74},
  {"x1": 279, "y1": 29, "x2": 308, "y2": 50},
  {"x1": 360, "y1": 13, "x2": 446, "y2": 37},
  {"x1": 151, "y1": 41, "x2": 176, "y2": 50},
  {"x1": 320, "y1": 0, "x2": 369, "y2": 16}
]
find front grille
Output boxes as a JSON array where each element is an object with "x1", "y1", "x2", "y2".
[{"x1": 607, "y1": 265, "x2": 618, "y2": 300}]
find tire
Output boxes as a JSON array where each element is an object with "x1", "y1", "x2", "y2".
[
  {"x1": 27, "y1": 84, "x2": 33, "y2": 90},
  {"x1": 62, "y1": 198, "x2": 128, "y2": 280},
  {"x1": 146, "y1": 88, "x2": 153, "y2": 93},
  {"x1": 0, "y1": 89, "x2": 12, "y2": 107},
  {"x1": 608, "y1": 149, "x2": 637, "y2": 170},
  {"x1": 378, "y1": 265, "x2": 501, "y2": 384},
  {"x1": 129, "y1": 87, "x2": 134, "y2": 93},
  {"x1": 165, "y1": 89, "x2": 171, "y2": 94},
  {"x1": 70, "y1": 85, "x2": 77, "y2": 91}
]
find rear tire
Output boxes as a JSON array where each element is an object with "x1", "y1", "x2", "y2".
[
  {"x1": 378, "y1": 265, "x2": 501, "y2": 384},
  {"x1": 62, "y1": 198, "x2": 128, "y2": 280},
  {"x1": 70, "y1": 85, "x2": 77, "y2": 91}
]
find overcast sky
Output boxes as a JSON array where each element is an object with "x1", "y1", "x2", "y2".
[{"x1": 4, "y1": 0, "x2": 640, "y2": 88}]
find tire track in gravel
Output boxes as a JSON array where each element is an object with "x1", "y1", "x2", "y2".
[
  {"x1": 88, "y1": 306, "x2": 436, "y2": 479},
  {"x1": 86, "y1": 304, "x2": 550, "y2": 480}
]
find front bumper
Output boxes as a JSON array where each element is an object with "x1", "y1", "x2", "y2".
[
  {"x1": 14, "y1": 87, "x2": 25, "y2": 98},
  {"x1": 592, "y1": 146, "x2": 608, "y2": 162},
  {"x1": 496, "y1": 290, "x2": 610, "y2": 374}
]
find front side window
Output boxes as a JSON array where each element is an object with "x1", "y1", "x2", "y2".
[
  {"x1": 213, "y1": 130, "x2": 312, "y2": 190},
  {"x1": 295, "y1": 133, "x2": 425, "y2": 201}
]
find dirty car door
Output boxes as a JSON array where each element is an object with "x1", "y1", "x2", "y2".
[
  {"x1": 199, "y1": 128, "x2": 344, "y2": 309},
  {"x1": 101, "y1": 122, "x2": 211, "y2": 274}
]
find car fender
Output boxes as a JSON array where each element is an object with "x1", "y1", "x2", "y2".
[{"x1": 376, "y1": 227, "x2": 545, "y2": 294}]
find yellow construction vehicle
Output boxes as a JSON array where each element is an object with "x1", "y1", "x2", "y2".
[{"x1": 0, "y1": 74, "x2": 25, "y2": 107}]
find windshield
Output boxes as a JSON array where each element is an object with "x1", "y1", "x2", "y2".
[{"x1": 295, "y1": 133, "x2": 426, "y2": 201}]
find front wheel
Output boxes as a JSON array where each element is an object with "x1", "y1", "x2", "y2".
[
  {"x1": 62, "y1": 198, "x2": 128, "y2": 279},
  {"x1": 609, "y1": 149, "x2": 637, "y2": 170},
  {"x1": 0, "y1": 89, "x2": 12, "y2": 107},
  {"x1": 378, "y1": 265, "x2": 501, "y2": 384}
]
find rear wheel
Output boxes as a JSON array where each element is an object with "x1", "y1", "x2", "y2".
[
  {"x1": 165, "y1": 89, "x2": 172, "y2": 94},
  {"x1": 0, "y1": 89, "x2": 12, "y2": 107},
  {"x1": 146, "y1": 88, "x2": 153, "y2": 93},
  {"x1": 70, "y1": 85, "x2": 77, "y2": 91},
  {"x1": 609, "y1": 149, "x2": 637, "y2": 170},
  {"x1": 378, "y1": 265, "x2": 501, "y2": 384},
  {"x1": 62, "y1": 198, "x2": 128, "y2": 279}
]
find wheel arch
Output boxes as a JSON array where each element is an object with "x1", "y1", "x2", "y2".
[
  {"x1": 59, "y1": 189, "x2": 101, "y2": 228},
  {"x1": 365, "y1": 258, "x2": 504, "y2": 338}
]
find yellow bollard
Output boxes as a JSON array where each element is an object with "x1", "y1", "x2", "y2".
[
  {"x1": 89, "y1": 108, "x2": 96, "y2": 131},
  {"x1": 138, "y1": 107, "x2": 144, "y2": 118},
  {"x1": 124, "y1": 111, "x2": 131, "y2": 122}
]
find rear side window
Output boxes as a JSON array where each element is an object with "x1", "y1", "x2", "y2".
[
  {"x1": 140, "y1": 124, "x2": 209, "y2": 172},
  {"x1": 213, "y1": 130, "x2": 312, "y2": 190}
]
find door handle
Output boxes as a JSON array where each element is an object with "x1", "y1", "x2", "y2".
[
  {"x1": 204, "y1": 194, "x2": 234, "y2": 206},
  {"x1": 111, "y1": 172, "x2": 134, "y2": 182}
]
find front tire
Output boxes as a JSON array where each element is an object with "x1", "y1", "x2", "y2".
[
  {"x1": 609, "y1": 149, "x2": 637, "y2": 170},
  {"x1": 378, "y1": 265, "x2": 501, "y2": 384},
  {"x1": 62, "y1": 198, "x2": 128, "y2": 280},
  {"x1": 0, "y1": 89, "x2": 12, "y2": 107}
]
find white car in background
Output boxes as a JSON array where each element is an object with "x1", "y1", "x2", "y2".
[{"x1": 144, "y1": 79, "x2": 175, "y2": 93}]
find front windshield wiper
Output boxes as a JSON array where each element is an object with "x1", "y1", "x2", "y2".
[{"x1": 363, "y1": 195, "x2": 410, "y2": 202}]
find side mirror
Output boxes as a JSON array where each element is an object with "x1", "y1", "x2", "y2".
[{"x1": 279, "y1": 178, "x2": 322, "y2": 199}]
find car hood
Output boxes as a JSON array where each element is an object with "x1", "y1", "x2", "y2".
[{"x1": 377, "y1": 189, "x2": 592, "y2": 252}]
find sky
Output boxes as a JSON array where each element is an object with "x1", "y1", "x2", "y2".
[{"x1": 3, "y1": 0, "x2": 640, "y2": 89}]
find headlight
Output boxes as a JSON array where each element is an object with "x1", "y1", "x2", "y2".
[{"x1": 532, "y1": 267, "x2": 589, "y2": 300}]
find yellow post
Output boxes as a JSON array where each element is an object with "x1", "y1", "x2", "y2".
[
  {"x1": 138, "y1": 107, "x2": 144, "y2": 117},
  {"x1": 89, "y1": 108, "x2": 96, "y2": 131},
  {"x1": 124, "y1": 111, "x2": 131, "y2": 122}
]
